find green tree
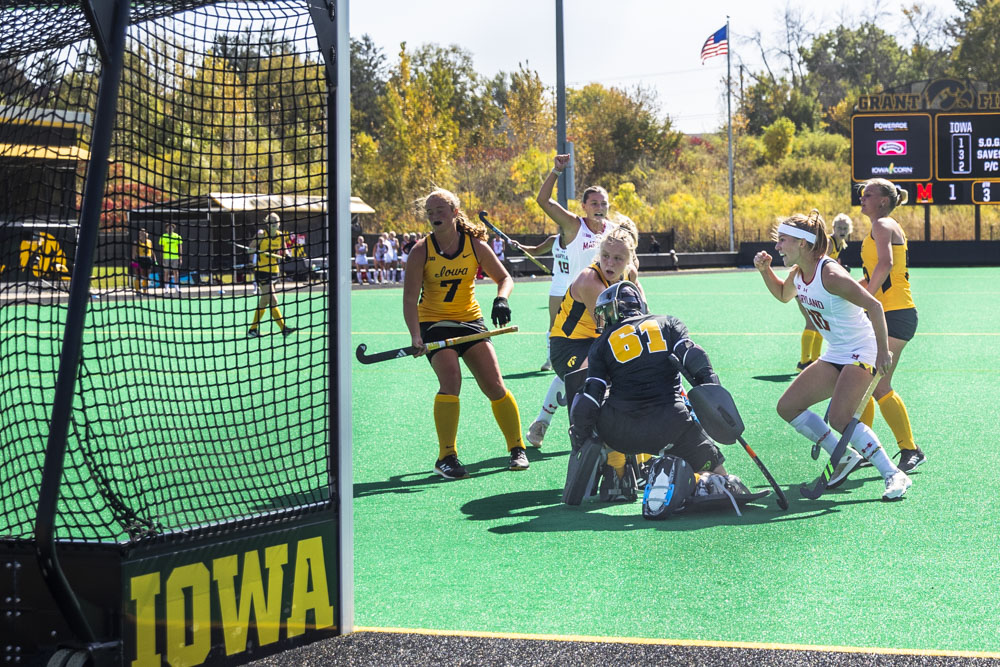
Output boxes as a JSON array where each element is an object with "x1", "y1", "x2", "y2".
[
  {"x1": 350, "y1": 35, "x2": 388, "y2": 137},
  {"x1": 567, "y1": 83, "x2": 681, "y2": 188},
  {"x1": 762, "y1": 116, "x2": 795, "y2": 165},
  {"x1": 374, "y1": 45, "x2": 459, "y2": 215},
  {"x1": 948, "y1": 0, "x2": 1000, "y2": 87}
]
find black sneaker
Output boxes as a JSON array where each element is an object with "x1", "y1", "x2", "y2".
[
  {"x1": 247, "y1": 328, "x2": 260, "y2": 338},
  {"x1": 795, "y1": 360, "x2": 813, "y2": 373},
  {"x1": 434, "y1": 455, "x2": 469, "y2": 480},
  {"x1": 282, "y1": 326, "x2": 297, "y2": 337},
  {"x1": 897, "y1": 447, "x2": 926, "y2": 473},
  {"x1": 508, "y1": 447, "x2": 529, "y2": 471}
]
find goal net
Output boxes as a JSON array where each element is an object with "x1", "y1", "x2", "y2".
[{"x1": 0, "y1": 0, "x2": 335, "y2": 545}]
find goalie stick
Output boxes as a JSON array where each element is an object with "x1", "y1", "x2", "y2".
[
  {"x1": 799, "y1": 372, "x2": 881, "y2": 500},
  {"x1": 477, "y1": 211, "x2": 551, "y2": 274},
  {"x1": 355, "y1": 325, "x2": 518, "y2": 364}
]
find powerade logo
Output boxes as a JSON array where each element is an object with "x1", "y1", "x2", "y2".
[
  {"x1": 876, "y1": 140, "x2": 907, "y2": 156},
  {"x1": 874, "y1": 121, "x2": 909, "y2": 132}
]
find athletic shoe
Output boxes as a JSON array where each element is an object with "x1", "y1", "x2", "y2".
[
  {"x1": 882, "y1": 470, "x2": 912, "y2": 500},
  {"x1": 827, "y1": 447, "x2": 865, "y2": 489},
  {"x1": 282, "y1": 326, "x2": 297, "y2": 337},
  {"x1": 525, "y1": 420, "x2": 548, "y2": 448},
  {"x1": 508, "y1": 447, "x2": 529, "y2": 471},
  {"x1": 795, "y1": 360, "x2": 813, "y2": 373},
  {"x1": 247, "y1": 329, "x2": 260, "y2": 338},
  {"x1": 540, "y1": 359, "x2": 553, "y2": 372},
  {"x1": 897, "y1": 447, "x2": 926, "y2": 473},
  {"x1": 434, "y1": 455, "x2": 469, "y2": 480}
]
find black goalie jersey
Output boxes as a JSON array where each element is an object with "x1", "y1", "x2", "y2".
[{"x1": 586, "y1": 313, "x2": 697, "y2": 411}]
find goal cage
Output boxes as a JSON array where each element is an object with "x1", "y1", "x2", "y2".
[{"x1": 0, "y1": 1, "x2": 353, "y2": 665}]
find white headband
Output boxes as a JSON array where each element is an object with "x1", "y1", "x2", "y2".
[{"x1": 777, "y1": 223, "x2": 816, "y2": 245}]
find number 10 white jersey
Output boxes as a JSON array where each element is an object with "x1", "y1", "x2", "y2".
[{"x1": 794, "y1": 258, "x2": 877, "y2": 366}]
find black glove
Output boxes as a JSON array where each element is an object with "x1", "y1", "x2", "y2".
[{"x1": 491, "y1": 296, "x2": 511, "y2": 327}]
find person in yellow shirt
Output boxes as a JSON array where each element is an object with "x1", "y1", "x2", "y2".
[
  {"x1": 158, "y1": 223, "x2": 183, "y2": 295},
  {"x1": 247, "y1": 213, "x2": 295, "y2": 338},
  {"x1": 402, "y1": 188, "x2": 527, "y2": 479},
  {"x1": 855, "y1": 178, "x2": 924, "y2": 473},
  {"x1": 132, "y1": 228, "x2": 155, "y2": 294}
]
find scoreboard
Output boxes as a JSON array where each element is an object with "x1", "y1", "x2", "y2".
[{"x1": 851, "y1": 111, "x2": 1000, "y2": 205}]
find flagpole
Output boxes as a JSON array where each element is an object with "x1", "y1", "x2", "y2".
[{"x1": 726, "y1": 16, "x2": 735, "y2": 252}]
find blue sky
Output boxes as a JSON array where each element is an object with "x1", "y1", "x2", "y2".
[{"x1": 350, "y1": 0, "x2": 959, "y2": 134}]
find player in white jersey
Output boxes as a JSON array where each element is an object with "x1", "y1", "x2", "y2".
[
  {"x1": 509, "y1": 233, "x2": 571, "y2": 371},
  {"x1": 754, "y1": 210, "x2": 910, "y2": 501},
  {"x1": 522, "y1": 155, "x2": 617, "y2": 448}
]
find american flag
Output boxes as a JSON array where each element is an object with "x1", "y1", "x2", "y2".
[{"x1": 700, "y1": 25, "x2": 728, "y2": 63}]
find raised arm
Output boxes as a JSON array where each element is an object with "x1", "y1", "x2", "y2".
[
  {"x1": 510, "y1": 234, "x2": 556, "y2": 256},
  {"x1": 536, "y1": 154, "x2": 579, "y2": 237},
  {"x1": 753, "y1": 251, "x2": 798, "y2": 303}
]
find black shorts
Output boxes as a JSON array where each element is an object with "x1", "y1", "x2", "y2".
[
  {"x1": 549, "y1": 337, "x2": 595, "y2": 379},
  {"x1": 420, "y1": 319, "x2": 490, "y2": 360},
  {"x1": 256, "y1": 271, "x2": 280, "y2": 284},
  {"x1": 137, "y1": 256, "x2": 154, "y2": 269},
  {"x1": 885, "y1": 308, "x2": 918, "y2": 341},
  {"x1": 597, "y1": 398, "x2": 725, "y2": 473}
]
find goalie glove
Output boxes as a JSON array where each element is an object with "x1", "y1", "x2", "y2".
[{"x1": 491, "y1": 296, "x2": 511, "y2": 327}]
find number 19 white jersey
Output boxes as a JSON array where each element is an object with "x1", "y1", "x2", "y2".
[
  {"x1": 794, "y1": 258, "x2": 877, "y2": 366},
  {"x1": 549, "y1": 234, "x2": 570, "y2": 297}
]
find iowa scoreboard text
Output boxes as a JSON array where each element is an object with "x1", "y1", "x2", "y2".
[{"x1": 851, "y1": 110, "x2": 1000, "y2": 205}]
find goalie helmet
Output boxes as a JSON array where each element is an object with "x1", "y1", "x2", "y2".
[
  {"x1": 594, "y1": 281, "x2": 647, "y2": 331},
  {"x1": 641, "y1": 455, "x2": 695, "y2": 520}
]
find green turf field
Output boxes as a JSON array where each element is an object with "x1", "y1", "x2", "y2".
[
  {"x1": 3, "y1": 268, "x2": 998, "y2": 654},
  {"x1": 350, "y1": 267, "x2": 1000, "y2": 654}
]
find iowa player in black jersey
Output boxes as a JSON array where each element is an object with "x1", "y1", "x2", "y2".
[{"x1": 570, "y1": 281, "x2": 728, "y2": 476}]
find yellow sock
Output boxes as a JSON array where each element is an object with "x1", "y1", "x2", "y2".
[
  {"x1": 270, "y1": 306, "x2": 286, "y2": 330},
  {"x1": 810, "y1": 331, "x2": 823, "y2": 361},
  {"x1": 607, "y1": 450, "x2": 626, "y2": 478},
  {"x1": 878, "y1": 391, "x2": 916, "y2": 450},
  {"x1": 860, "y1": 396, "x2": 876, "y2": 428},
  {"x1": 434, "y1": 394, "x2": 460, "y2": 459},
  {"x1": 490, "y1": 390, "x2": 524, "y2": 450},
  {"x1": 799, "y1": 330, "x2": 814, "y2": 364},
  {"x1": 251, "y1": 308, "x2": 265, "y2": 329}
]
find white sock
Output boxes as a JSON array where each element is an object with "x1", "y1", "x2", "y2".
[
  {"x1": 534, "y1": 375, "x2": 564, "y2": 425},
  {"x1": 789, "y1": 410, "x2": 839, "y2": 455},
  {"x1": 849, "y1": 422, "x2": 899, "y2": 478}
]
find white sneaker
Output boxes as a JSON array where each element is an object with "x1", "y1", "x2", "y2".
[
  {"x1": 827, "y1": 447, "x2": 865, "y2": 489},
  {"x1": 540, "y1": 359, "x2": 553, "y2": 372},
  {"x1": 526, "y1": 420, "x2": 548, "y2": 448},
  {"x1": 882, "y1": 471, "x2": 912, "y2": 500}
]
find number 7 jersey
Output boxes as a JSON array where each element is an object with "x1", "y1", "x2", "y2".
[
  {"x1": 793, "y1": 257, "x2": 876, "y2": 365},
  {"x1": 417, "y1": 231, "x2": 483, "y2": 322}
]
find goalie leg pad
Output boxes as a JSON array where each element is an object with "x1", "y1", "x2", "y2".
[{"x1": 563, "y1": 436, "x2": 605, "y2": 506}]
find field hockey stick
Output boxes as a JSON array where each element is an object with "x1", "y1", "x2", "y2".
[
  {"x1": 799, "y1": 372, "x2": 881, "y2": 500},
  {"x1": 668, "y1": 354, "x2": 788, "y2": 511},
  {"x1": 477, "y1": 211, "x2": 551, "y2": 274},
  {"x1": 232, "y1": 242, "x2": 286, "y2": 261},
  {"x1": 355, "y1": 325, "x2": 518, "y2": 364},
  {"x1": 811, "y1": 402, "x2": 832, "y2": 460}
]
